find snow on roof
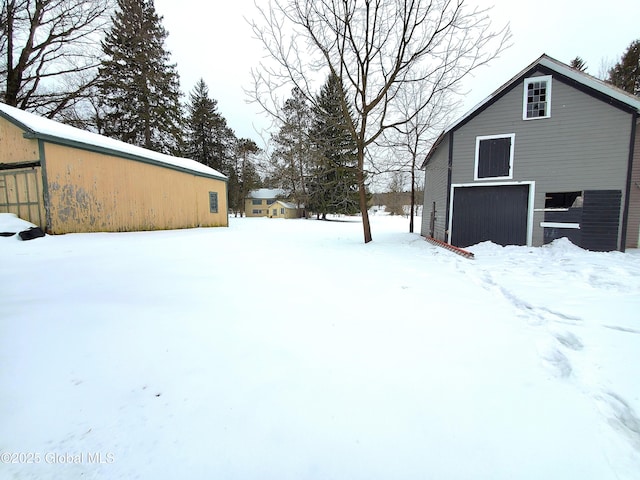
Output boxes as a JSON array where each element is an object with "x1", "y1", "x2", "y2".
[
  {"x1": 248, "y1": 188, "x2": 286, "y2": 199},
  {"x1": 0, "y1": 102, "x2": 226, "y2": 180},
  {"x1": 272, "y1": 200, "x2": 298, "y2": 209}
]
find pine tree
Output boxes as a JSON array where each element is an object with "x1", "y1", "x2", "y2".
[
  {"x1": 98, "y1": 0, "x2": 183, "y2": 154},
  {"x1": 228, "y1": 138, "x2": 262, "y2": 216},
  {"x1": 185, "y1": 79, "x2": 235, "y2": 172},
  {"x1": 608, "y1": 40, "x2": 640, "y2": 96},
  {"x1": 308, "y1": 73, "x2": 359, "y2": 219},
  {"x1": 270, "y1": 87, "x2": 312, "y2": 208},
  {"x1": 569, "y1": 56, "x2": 587, "y2": 72}
]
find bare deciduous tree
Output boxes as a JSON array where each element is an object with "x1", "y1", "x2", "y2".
[
  {"x1": 388, "y1": 75, "x2": 457, "y2": 233},
  {"x1": 0, "y1": 0, "x2": 112, "y2": 119},
  {"x1": 248, "y1": 0, "x2": 510, "y2": 242}
]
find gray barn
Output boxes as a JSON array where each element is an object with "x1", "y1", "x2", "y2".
[{"x1": 421, "y1": 54, "x2": 640, "y2": 252}]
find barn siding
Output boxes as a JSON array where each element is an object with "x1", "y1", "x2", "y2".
[
  {"x1": 451, "y1": 69, "x2": 632, "y2": 248},
  {"x1": 626, "y1": 118, "x2": 640, "y2": 248},
  {"x1": 0, "y1": 117, "x2": 46, "y2": 227},
  {"x1": 421, "y1": 134, "x2": 450, "y2": 241},
  {"x1": 43, "y1": 143, "x2": 227, "y2": 234},
  {"x1": 0, "y1": 117, "x2": 39, "y2": 164}
]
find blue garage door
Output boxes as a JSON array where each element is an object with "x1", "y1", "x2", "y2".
[{"x1": 451, "y1": 185, "x2": 529, "y2": 248}]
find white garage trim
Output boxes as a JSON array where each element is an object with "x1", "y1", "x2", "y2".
[{"x1": 540, "y1": 221, "x2": 580, "y2": 229}]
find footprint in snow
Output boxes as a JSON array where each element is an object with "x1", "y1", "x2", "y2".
[
  {"x1": 541, "y1": 346, "x2": 573, "y2": 379},
  {"x1": 597, "y1": 391, "x2": 640, "y2": 450},
  {"x1": 554, "y1": 331, "x2": 584, "y2": 351}
]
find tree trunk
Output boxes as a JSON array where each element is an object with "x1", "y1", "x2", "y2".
[
  {"x1": 357, "y1": 146, "x2": 372, "y2": 243},
  {"x1": 409, "y1": 164, "x2": 415, "y2": 233},
  {"x1": 5, "y1": 1, "x2": 18, "y2": 107}
]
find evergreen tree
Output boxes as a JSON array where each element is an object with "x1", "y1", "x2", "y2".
[
  {"x1": 98, "y1": 0, "x2": 183, "y2": 154},
  {"x1": 569, "y1": 56, "x2": 587, "y2": 72},
  {"x1": 185, "y1": 79, "x2": 235, "y2": 172},
  {"x1": 608, "y1": 40, "x2": 640, "y2": 96},
  {"x1": 308, "y1": 73, "x2": 359, "y2": 219},
  {"x1": 228, "y1": 138, "x2": 262, "y2": 216},
  {"x1": 270, "y1": 87, "x2": 312, "y2": 208}
]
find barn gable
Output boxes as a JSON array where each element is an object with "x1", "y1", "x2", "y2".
[{"x1": 421, "y1": 54, "x2": 640, "y2": 252}]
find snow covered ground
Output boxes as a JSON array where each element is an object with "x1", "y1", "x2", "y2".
[{"x1": 1, "y1": 214, "x2": 639, "y2": 479}]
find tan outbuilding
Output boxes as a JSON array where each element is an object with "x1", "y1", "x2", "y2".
[{"x1": 0, "y1": 103, "x2": 227, "y2": 234}]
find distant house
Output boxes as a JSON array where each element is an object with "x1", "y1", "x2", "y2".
[
  {"x1": 0, "y1": 103, "x2": 228, "y2": 234},
  {"x1": 266, "y1": 200, "x2": 300, "y2": 219},
  {"x1": 421, "y1": 54, "x2": 640, "y2": 252},
  {"x1": 245, "y1": 188, "x2": 301, "y2": 218}
]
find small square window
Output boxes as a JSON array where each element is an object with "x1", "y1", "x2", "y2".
[
  {"x1": 209, "y1": 192, "x2": 218, "y2": 213},
  {"x1": 523, "y1": 75, "x2": 552, "y2": 120},
  {"x1": 474, "y1": 134, "x2": 515, "y2": 180}
]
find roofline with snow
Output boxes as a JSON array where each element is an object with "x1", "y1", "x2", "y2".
[
  {"x1": 25, "y1": 131, "x2": 228, "y2": 182},
  {"x1": 271, "y1": 200, "x2": 298, "y2": 209},
  {"x1": 0, "y1": 108, "x2": 227, "y2": 183},
  {"x1": 247, "y1": 188, "x2": 287, "y2": 199}
]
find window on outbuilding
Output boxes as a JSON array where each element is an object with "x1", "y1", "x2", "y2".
[
  {"x1": 523, "y1": 75, "x2": 552, "y2": 120},
  {"x1": 475, "y1": 134, "x2": 515, "y2": 180},
  {"x1": 545, "y1": 191, "x2": 582, "y2": 209},
  {"x1": 209, "y1": 192, "x2": 218, "y2": 213},
  {"x1": 281, "y1": 208, "x2": 285, "y2": 215}
]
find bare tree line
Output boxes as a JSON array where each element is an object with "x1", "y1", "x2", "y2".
[{"x1": 0, "y1": 0, "x2": 113, "y2": 119}]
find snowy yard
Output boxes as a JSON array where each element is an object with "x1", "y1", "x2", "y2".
[{"x1": 1, "y1": 214, "x2": 639, "y2": 479}]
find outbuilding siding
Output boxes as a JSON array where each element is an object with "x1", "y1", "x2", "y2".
[
  {"x1": 0, "y1": 117, "x2": 39, "y2": 165},
  {"x1": 449, "y1": 69, "x2": 632, "y2": 248},
  {"x1": 421, "y1": 135, "x2": 450, "y2": 241},
  {"x1": 626, "y1": 118, "x2": 640, "y2": 248},
  {"x1": 0, "y1": 103, "x2": 228, "y2": 234},
  {"x1": 43, "y1": 143, "x2": 227, "y2": 233}
]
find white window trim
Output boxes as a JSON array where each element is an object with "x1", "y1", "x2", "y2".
[
  {"x1": 474, "y1": 133, "x2": 515, "y2": 181},
  {"x1": 523, "y1": 75, "x2": 552, "y2": 120},
  {"x1": 448, "y1": 181, "x2": 535, "y2": 247}
]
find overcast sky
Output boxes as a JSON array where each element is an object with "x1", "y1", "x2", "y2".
[{"x1": 154, "y1": 0, "x2": 639, "y2": 145}]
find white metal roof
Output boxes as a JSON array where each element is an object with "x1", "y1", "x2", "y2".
[
  {"x1": 248, "y1": 188, "x2": 286, "y2": 199},
  {"x1": 271, "y1": 200, "x2": 298, "y2": 209},
  {"x1": 0, "y1": 102, "x2": 226, "y2": 180}
]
